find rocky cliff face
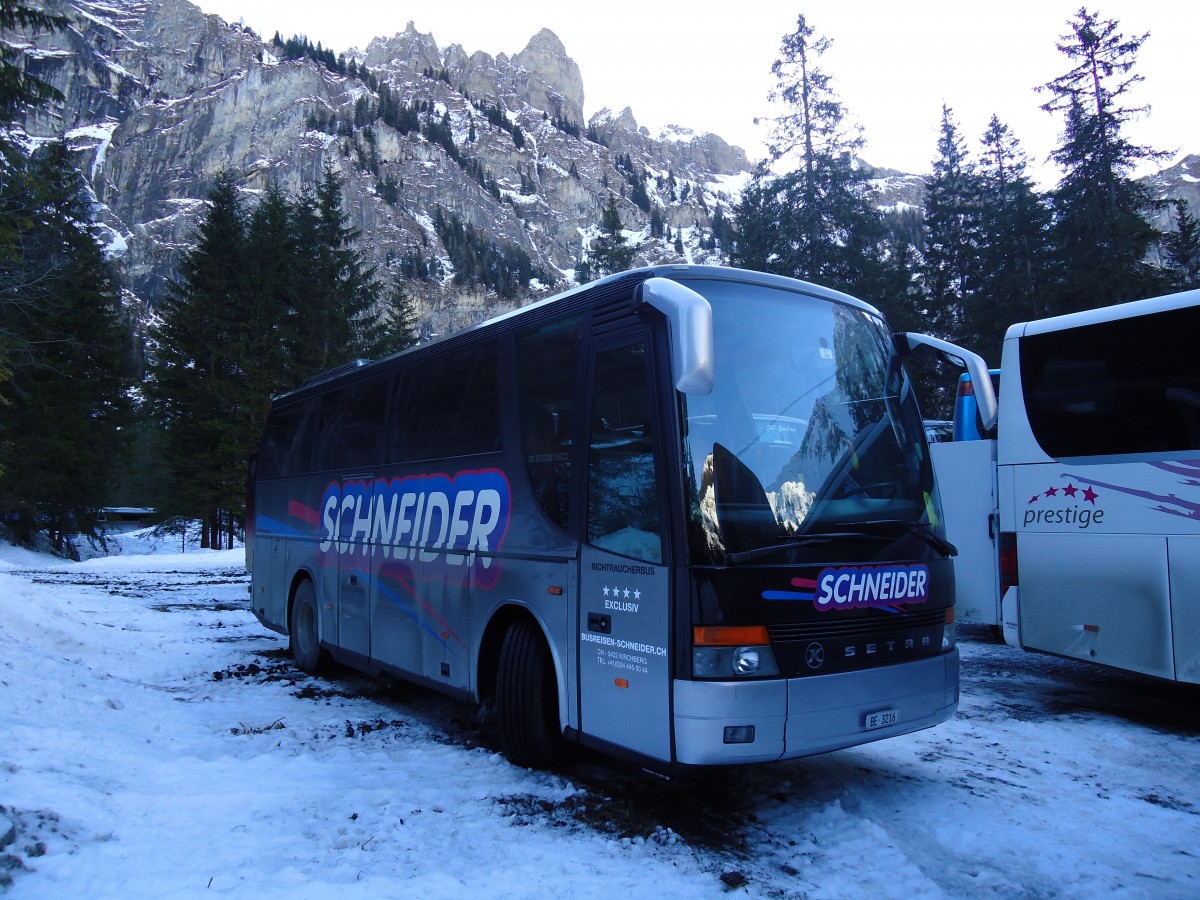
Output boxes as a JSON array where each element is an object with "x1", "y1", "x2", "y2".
[
  {"x1": 10, "y1": 0, "x2": 754, "y2": 334},
  {"x1": 14, "y1": 0, "x2": 1192, "y2": 339},
  {"x1": 1144, "y1": 154, "x2": 1200, "y2": 231}
]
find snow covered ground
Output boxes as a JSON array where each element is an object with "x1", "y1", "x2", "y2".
[{"x1": 2, "y1": 532, "x2": 1198, "y2": 898}]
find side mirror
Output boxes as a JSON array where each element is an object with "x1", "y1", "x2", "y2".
[
  {"x1": 897, "y1": 332, "x2": 997, "y2": 433},
  {"x1": 638, "y1": 277, "x2": 714, "y2": 395}
]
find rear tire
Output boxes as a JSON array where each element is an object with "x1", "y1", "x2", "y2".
[
  {"x1": 289, "y1": 580, "x2": 324, "y2": 675},
  {"x1": 496, "y1": 619, "x2": 562, "y2": 768}
]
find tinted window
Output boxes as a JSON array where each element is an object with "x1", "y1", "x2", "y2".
[
  {"x1": 1021, "y1": 304, "x2": 1200, "y2": 457},
  {"x1": 313, "y1": 375, "x2": 390, "y2": 471},
  {"x1": 517, "y1": 316, "x2": 582, "y2": 529},
  {"x1": 393, "y1": 343, "x2": 500, "y2": 461},
  {"x1": 678, "y1": 281, "x2": 936, "y2": 562},
  {"x1": 587, "y1": 340, "x2": 663, "y2": 563},
  {"x1": 259, "y1": 399, "x2": 319, "y2": 478}
]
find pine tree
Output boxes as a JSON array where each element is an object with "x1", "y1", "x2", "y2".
[
  {"x1": 1, "y1": 0, "x2": 68, "y2": 397},
  {"x1": 290, "y1": 166, "x2": 385, "y2": 374},
  {"x1": 730, "y1": 174, "x2": 781, "y2": 273},
  {"x1": 584, "y1": 194, "x2": 636, "y2": 277},
  {"x1": 0, "y1": 142, "x2": 135, "y2": 550},
  {"x1": 1039, "y1": 8, "x2": 1169, "y2": 313},
  {"x1": 377, "y1": 276, "x2": 422, "y2": 355},
  {"x1": 649, "y1": 208, "x2": 664, "y2": 239},
  {"x1": 968, "y1": 116, "x2": 1054, "y2": 362},
  {"x1": 1163, "y1": 200, "x2": 1200, "y2": 291},
  {"x1": 920, "y1": 105, "x2": 983, "y2": 342},
  {"x1": 0, "y1": 0, "x2": 66, "y2": 123},
  {"x1": 149, "y1": 171, "x2": 250, "y2": 549},
  {"x1": 244, "y1": 183, "x2": 302, "y2": 391},
  {"x1": 732, "y1": 14, "x2": 883, "y2": 295}
]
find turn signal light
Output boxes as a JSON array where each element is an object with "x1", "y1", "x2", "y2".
[{"x1": 693, "y1": 625, "x2": 771, "y2": 647}]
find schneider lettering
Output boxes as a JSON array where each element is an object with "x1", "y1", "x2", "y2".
[
  {"x1": 815, "y1": 564, "x2": 930, "y2": 612},
  {"x1": 316, "y1": 471, "x2": 511, "y2": 584}
]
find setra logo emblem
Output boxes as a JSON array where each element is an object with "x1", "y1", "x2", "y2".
[{"x1": 805, "y1": 642, "x2": 826, "y2": 670}]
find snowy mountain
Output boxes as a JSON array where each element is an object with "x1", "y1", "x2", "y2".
[
  {"x1": 8, "y1": 0, "x2": 754, "y2": 333},
  {"x1": 10, "y1": 0, "x2": 1193, "y2": 341},
  {"x1": 1144, "y1": 153, "x2": 1200, "y2": 231}
]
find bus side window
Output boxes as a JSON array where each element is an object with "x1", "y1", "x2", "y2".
[
  {"x1": 260, "y1": 398, "x2": 318, "y2": 478},
  {"x1": 392, "y1": 343, "x2": 501, "y2": 462},
  {"x1": 587, "y1": 341, "x2": 663, "y2": 563},
  {"x1": 1021, "y1": 304, "x2": 1200, "y2": 457},
  {"x1": 313, "y1": 376, "x2": 389, "y2": 472},
  {"x1": 517, "y1": 316, "x2": 582, "y2": 530}
]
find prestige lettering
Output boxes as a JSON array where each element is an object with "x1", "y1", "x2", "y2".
[{"x1": 1023, "y1": 505, "x2": 1105, "y2": 529}]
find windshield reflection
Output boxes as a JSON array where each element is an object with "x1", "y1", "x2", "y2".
[{"x1": 678, "y1": 280, "x2": 937, "y2": 564}]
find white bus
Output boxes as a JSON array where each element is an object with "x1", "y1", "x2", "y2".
[
  {"x1": 247, "y1": 265, "x2": 992, "y2": 771},
  {"x1": 934, "y1": 288, "x2": 1200, "y2": 682}
]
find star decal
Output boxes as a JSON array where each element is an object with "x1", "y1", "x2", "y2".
[
  {"x1": 599, "y1": 585, "x2": 649, "y2": 601},
  {"x1": 1063, "y1": 483, "x2": 1079, "y2": 497},
  {"x1": 1082, "y1": 486, "x2": 1099, "y2": 504},
  {"x1": 1044, "y1": 486, "x2": 1060, "y2": 498}
]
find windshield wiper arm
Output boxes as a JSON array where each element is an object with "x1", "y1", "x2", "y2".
[
  {"x1": 725, "y1": 522, "x2": 958, "y2": 566},
  {"x1": 904, "y1": 522, "x2": 958, "y2": 557},
  {"x1": 725, "y1": 532, "x2": 884, "y2": 566},
  {"x1": 832, "y1": 520, "x2": 958, "y2": 558}
]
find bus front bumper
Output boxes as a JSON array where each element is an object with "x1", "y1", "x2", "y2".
[{"x1": 672, "y1": 649, "x2": 959, "y2": 766}]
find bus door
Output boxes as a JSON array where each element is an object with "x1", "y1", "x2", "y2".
[
  {"x1": 337, "y1": 472, "x2": 374, "y2": 661},
  {"x1": 930, "y1": 438, "x2": 1000, "y2": 625},
  {"x1": 578, "y1": 334, "x2": 673, "y2": 762}
]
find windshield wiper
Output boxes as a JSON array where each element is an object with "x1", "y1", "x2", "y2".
[
  {"x1": 724, "y1": 521, "x2": 957, "y2": 566},
  {"x1": 725, "y1": 532, "x2": 885, "y2": 566},
  {"x1": 826, "y1": 520, "x2": 958, "y2": 558},
  {"x1": 903, "y1": 522, "x2": 958, "y2": 557}
]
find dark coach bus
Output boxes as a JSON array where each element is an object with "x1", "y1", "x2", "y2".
[{"x1": 246, "y1": 265, "x2": 992, "y2": 772}]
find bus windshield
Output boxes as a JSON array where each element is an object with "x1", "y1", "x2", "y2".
[{"x1": 679, "y1": 280, "x2": 938, "y2": 563}]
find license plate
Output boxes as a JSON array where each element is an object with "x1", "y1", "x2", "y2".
[{"x1": 864, "y1": 709, "x2": 898, "y2": 730}]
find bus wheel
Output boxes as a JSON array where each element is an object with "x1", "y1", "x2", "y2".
[
  {"x1": 289, "y1": 580, "x2": 324, "y2": 675},
  {"x1": 496, "y1": 619, "x2": 562, "y2": 768}
]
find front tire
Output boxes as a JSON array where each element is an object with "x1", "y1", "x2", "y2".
[
  {"x1": 289, "y1": 579, "x2": 324, "y2": 675},
  {"x1": 496, "y1": 619, "x2": 562, "y2": 768}
]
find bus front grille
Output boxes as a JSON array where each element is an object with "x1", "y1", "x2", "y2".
[{"x1": 767, "y1": 609, "x2": 948, "y2": 677}]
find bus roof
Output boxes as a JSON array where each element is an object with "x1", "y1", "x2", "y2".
[
  {"x1": 271, "y1": 265, "x2": 884, "y2": 405},
  {"x1": 1003, "y1": 287, "x2": 1200, "y2": 342}
]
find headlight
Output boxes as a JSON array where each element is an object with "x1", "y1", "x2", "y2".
[
  {"x1": 942, "y1": 608, "x2": 956, "y2": 650},
  {"x1": 733, "y1": 647, "x2": 761, "y2": 675},
  {"x1": 693, "y1": 645, "x2": 780, "y2": 678},
  {"x1": 942, "y1": 621, "x2": 957, "y2": 651}
]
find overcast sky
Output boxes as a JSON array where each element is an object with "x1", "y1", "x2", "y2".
[{"x1": 194, "y1": 1, "x2": 1197, "y2": 186}]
